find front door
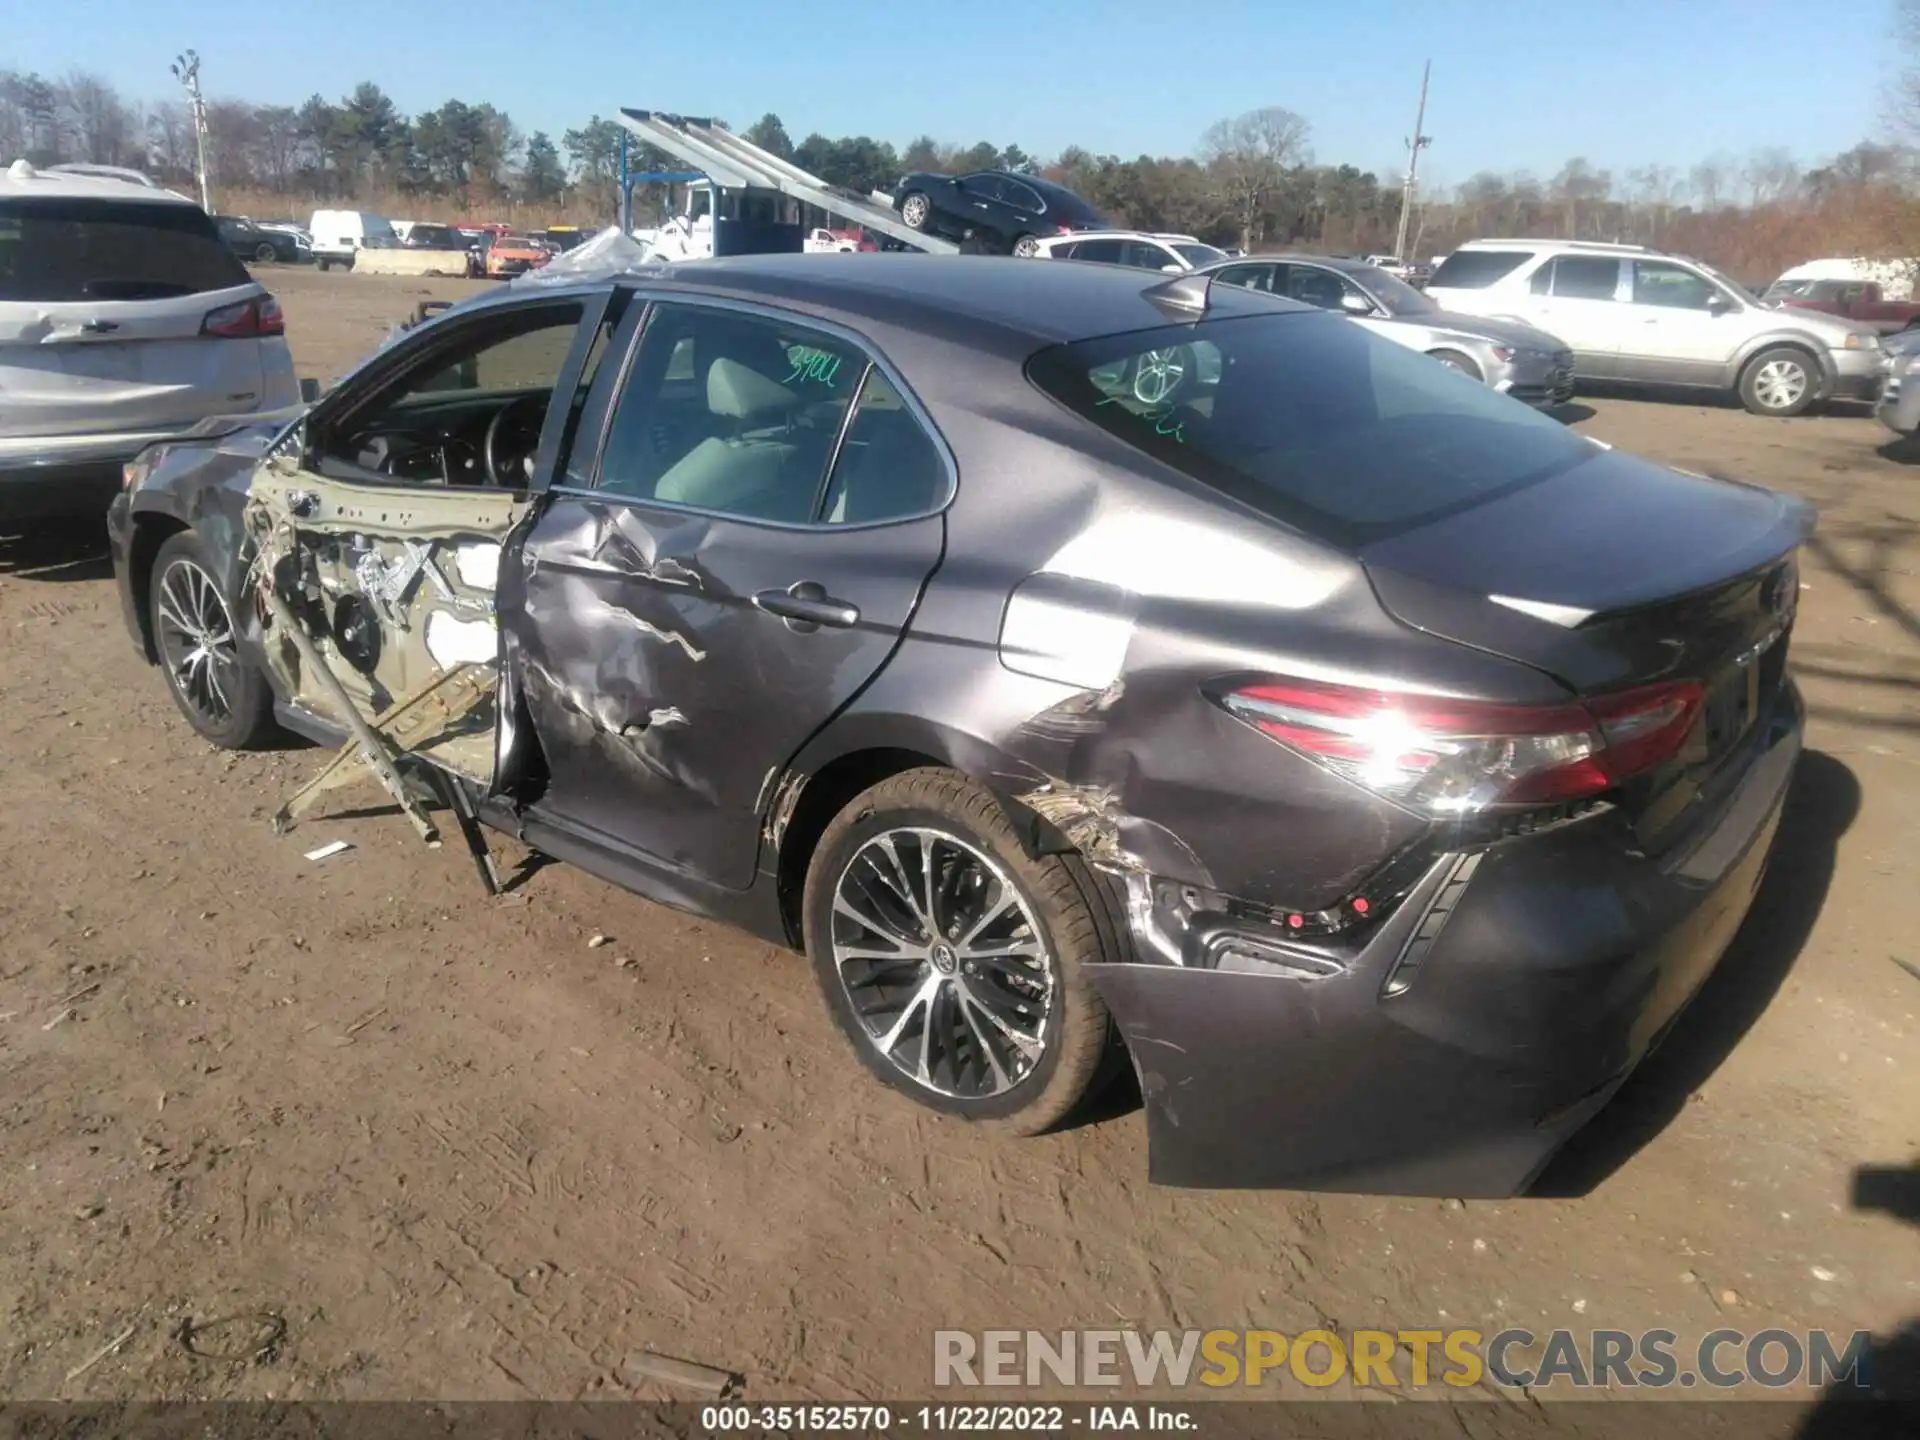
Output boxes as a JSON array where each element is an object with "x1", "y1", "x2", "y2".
[
  {"x1": 509, "y1": 299, "x2": 951, "y2": 890},
  {"x1": 245, "y1": 295, "x2": 604, "y2": 784}
]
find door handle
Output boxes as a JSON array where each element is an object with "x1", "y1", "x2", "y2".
[
  {"x1": 752, "y1": 580, "x2": 859, "y2": 633},
  {"x1": 79, "y1": 319, "x2": 120, "y2": 334}
]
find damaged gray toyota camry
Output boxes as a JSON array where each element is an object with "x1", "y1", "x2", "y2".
[{"x1": 108, "y1": 254, "x2": 1809, "y2": 1195}]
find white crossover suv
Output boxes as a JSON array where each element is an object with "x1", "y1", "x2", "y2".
[
  {"x1": 1425, "y1": 238, "x2": 1882, "y2": 416},
  {"x1": 1, "y1": 159, "x2": 298, "y2": 523}
]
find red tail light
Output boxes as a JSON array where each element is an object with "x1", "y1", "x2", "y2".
[
  {"x1": 1219, "y1": 676, "x2": 1704, "y2": 814},
  {"x1": 200, "y1": 295, "x2": 284, "y2": 338}
]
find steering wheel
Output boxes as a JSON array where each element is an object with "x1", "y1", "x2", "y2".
[{"x1": 484, "y1": 394, "x2": 548, "y2": 487}]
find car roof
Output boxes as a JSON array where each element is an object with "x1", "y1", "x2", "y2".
[
  {"x1": 494, "y1": 253, "x2": 1311, "y2": 345},
  {"x1": 1452, "y1": 238, "x2": 1655, "y2": 255},
  {"x1": 3, "y1": 158, "x2": 196, "y2": 205},
  {"x1": 1199, "y1": 252, "x2": 1375, "y2": 274},
  {"x1": 1041, "y1": 230, "x2": 1171, "y2": 244}
]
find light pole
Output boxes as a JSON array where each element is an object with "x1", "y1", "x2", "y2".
[
  {"x1": 170, "y1": 50, "x2": 213, "y2": 212},
  {"x1": 1392, "y1": 61, "x2": 1432, "y2": 265}
]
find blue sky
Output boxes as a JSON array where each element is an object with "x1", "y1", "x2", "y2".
[{"x1": 18, "y1": 0, "x2": 1892, "y2": 184}]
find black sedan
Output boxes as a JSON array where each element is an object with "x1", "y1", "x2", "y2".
[
  {"x1": 215, "y1": 214, "x2": 306, "y2": 264},
  {"x1": 892, "y1": 170, "x2": 1105, "y2": 255},
  {"x1": 108, "y1": 257, "x2": 1807, "y2": 1194}
]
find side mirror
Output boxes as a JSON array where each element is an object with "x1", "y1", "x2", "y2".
[
  {"x1": 1162, "y1": 263, "x2": 1184, "y2": 274},
  {"x1": 298, "y1": 377, "x2": 322, "y2": 404},
  {"x1": 1340, "y1": 293, "x2": 1375, "y2": 315},
  {"x1": 1706, "y1": 293, "x2": 1736, "y2": 315}
]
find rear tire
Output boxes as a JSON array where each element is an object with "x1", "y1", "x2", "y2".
[
  {"x1": 253, "y1": 241, "x2": 278, "y2": 264},
  {"x1": 317, "y1": 257, "x2": 331, "y2": 272},
  {"x1": 1429, "y1": 348, "x2": 1484, "y2": 383},
  {"x1": 1011, "y1": 233, "x2": 1041, "y2": 258},
  {"x1": 149, "y1": 531, "x2": 276, "y2": 750},
  {"x1": 802, "y1": 768, "x2": 1118, "y2": 1135},
  {"x1": 899, "y1": 192, "x2": 931, "y2": 231},
  {"x1": 1738, "y1": 346, "x2": 1818, "y2": 417}
]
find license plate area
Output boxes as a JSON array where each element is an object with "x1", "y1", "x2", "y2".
[{"x1": 1702, "y1": 628, "x2": 1786, "y2": 758}]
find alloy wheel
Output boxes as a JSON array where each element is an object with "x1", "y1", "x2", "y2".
[
  {"x1": 902, "y1": 194, "x2": 929, "y2": 228},
  {"x1": 1012, "y1": 235, "x2": 1040, "y2": 258},
  {"x1": 155, "y1": 558, "x2": 241, "y2": 729},
  {"x1": 830, "y1": 827, "x2": 1055, "y2": 1099},
  {"x1": 1752, "y1": 358, "x2": 1808, "y2": 411}
]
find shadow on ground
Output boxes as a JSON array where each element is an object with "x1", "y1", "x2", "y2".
[
  {"x1": 0, "y1": 519, "x2": 112, "y2": 582},
  {"x1": 1794, "y1": 1160, "x2": 1920, "y2": 1436},
  {"x1": 1533, "y1": 749, "x2": 1860, "y2": 1196}
]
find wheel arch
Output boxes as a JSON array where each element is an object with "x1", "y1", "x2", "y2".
[
  {"x1": 126, "y1": 510, "x2": 192, "y2": 664},
  {"x1": 1732, "y1": 333, "x2": 1831, "y2": 390},
  {"x1": 769, "y1": 714, "x2": 1080, "y2": 948}
]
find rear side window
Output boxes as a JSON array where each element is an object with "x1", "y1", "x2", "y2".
[
  {"x1": 1428, "y1": 249, "x2": 1533, "y2": 290},
  {"x1": 1530, "y1": 255, "x2": 1621, "y2": 300},
  {"x1": 820, "y1": 369, "x2": 950, "y2": 524},
  {"x1": 1026, "y1": 312, "x2": 1592, "y2": 545},
  {"x1": 1070, "y1": 239, "x2": 1124, "y2": 264},
  {"x1": 0, "y1": 197, "x2": 250, "y2": 302}
]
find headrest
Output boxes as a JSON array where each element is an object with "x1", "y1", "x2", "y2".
[{"x1": 707, "y1": 357, "x2": 798, "y2": 420}]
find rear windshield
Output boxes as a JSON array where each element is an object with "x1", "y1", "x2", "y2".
[
  {"x1": 1026, "y1": 312, "x2": 1593, "y2": 545},
  {"x1": 0, "y1": 197, "x2": 249, "y2": 302},
  {"x1": 1428, "y1": 249, "x2": 1533, "y2": 289},
  {"x1": 1174, "y1": 243, "x2": 1228, "y2": 267}
]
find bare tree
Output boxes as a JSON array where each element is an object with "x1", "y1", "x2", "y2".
[
  {"x1": 1550, "y1": 157, "x2": 1611, "y2": 237},
  {"x1": 1688, "y1": 153, "x2": 1733, "y2": 211},
  {"x1": 1199, "y1": 105, "x2": 1312, "y2": 249},
  {"x1": 59, "y1": 70, "x2": 138, "y2": 166},
  {"x1": 1741, "y1": 147, "x2": 1801, "y2": 208},
  {"x1": 145, "y1": 100, "x2": 194, "y2": 180}
]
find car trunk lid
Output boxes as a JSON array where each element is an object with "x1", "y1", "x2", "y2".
[{"x1": 1360, "y1": 445, "x2": 1810, "y2": 843}]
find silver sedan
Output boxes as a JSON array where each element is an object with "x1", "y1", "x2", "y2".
[{"x1": 1199, "y1": 254, "x2": 1575, "y2": 409}]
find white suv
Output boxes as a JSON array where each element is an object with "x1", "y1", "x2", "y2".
[
  {"x1": 1, "y1": 160, "x2": 299, "y2": 524},
  {"x1": 1425, "y1": 239, "x2": 1882, "y2": 416},
  {"x1": 1030, "y1": 230, "x2": 1230, "y2": 272}
]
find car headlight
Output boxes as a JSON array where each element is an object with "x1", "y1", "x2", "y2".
[{"x1": 1843, "y1": 332, "x2": 1879, "y2": 350}]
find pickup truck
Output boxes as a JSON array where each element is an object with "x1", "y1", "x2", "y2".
[{"x1": 1766, "y1": 277, "x2": 1920, "y2": 334}]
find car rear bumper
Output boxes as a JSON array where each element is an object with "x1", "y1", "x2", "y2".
[{"x1": 1089, "y1": 682, "x2": 1803, "y2": 1196}]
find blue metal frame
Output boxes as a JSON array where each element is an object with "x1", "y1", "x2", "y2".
[{"x1": 617, "y1": 128, "x2": 704, "y2": 232}]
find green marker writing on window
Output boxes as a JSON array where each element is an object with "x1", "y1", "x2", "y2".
[{"x1": 784, "y1": 346, "x2": 843, "y2": 390}]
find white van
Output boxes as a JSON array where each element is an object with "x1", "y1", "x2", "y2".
[
  {"x1": 308, "y1": 209, "x2": 399, "y2": 271},
  {"x1": 1765, "y1": 257, "x2": 1917, "y2": 301}
]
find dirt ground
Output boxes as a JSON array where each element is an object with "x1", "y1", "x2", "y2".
[{"x1": 1, "y1": 264, "x2": 1915, "y2": 1417}]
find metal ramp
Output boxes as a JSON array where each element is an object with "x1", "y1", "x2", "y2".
[{"x1": 616, "y1": 109, "x2": 958, "y2": 255}]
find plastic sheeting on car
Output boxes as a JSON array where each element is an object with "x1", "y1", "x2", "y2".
[{"x1": 510, "y1": 226, "x2": 661, "y2": 287}]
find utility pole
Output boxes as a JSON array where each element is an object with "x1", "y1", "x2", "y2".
[
  {"x1": 1392, "y1": 61, "x2": 1432, "y2": 264},
  {"x1": 170, "y1": 50, "x2": 212, "y2": 212}
]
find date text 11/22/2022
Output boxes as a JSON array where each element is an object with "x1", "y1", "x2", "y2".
[{"x1": 700, "y1": 1405, "x2": 1198, "y2": 1432}]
